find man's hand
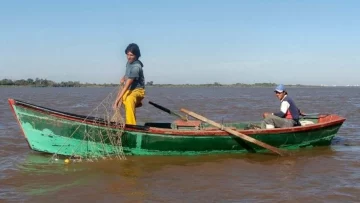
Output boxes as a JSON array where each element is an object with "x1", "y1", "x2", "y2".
[
  {"x1": 263, "y1": 112, "x2": 272, "y2": 118},
  {"x1": 113, "y1": 98, "x2": 122, "y2": 109},
  {"x1": 120, "y1": 78, "x2": 125, "y2": 85}
]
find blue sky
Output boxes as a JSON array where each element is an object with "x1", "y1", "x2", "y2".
[{"x1": 0, "y1": 0, "x2": 359, "y2": 85}]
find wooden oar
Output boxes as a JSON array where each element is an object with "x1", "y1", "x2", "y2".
[
  {"x1": 300, "y1": 113, "x2": 329, "y2": 119},
  {"x1": 180, "y1": 108, "x2": 288, "y2": 156},
  {"x1": 149, "y1": 101, "x2": 188, "y2": 121}
]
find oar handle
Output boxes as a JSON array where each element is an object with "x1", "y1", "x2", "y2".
[
  {"x1": 180, "y1": 108, "x2": 288, "y2": 156},
  {"x1": 300, "y1": 113, "x2": 330, "y2": 119},
  {"x1": 301, "y1": 113, "x2": 319, "y2": 116},
  {"x1": 149, "y1": 101, "x2": 188, "y2": 121}
]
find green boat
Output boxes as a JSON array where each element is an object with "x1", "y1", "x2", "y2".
[{"x1": 8, "y1": 98, "x2": 346, "y2": 157}]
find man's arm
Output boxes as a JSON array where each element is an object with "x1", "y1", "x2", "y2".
[
  {"x1": 273, "y1": 101, "x2": 290, "y2": 118},
  {"x1": 113, "y1": 78, "x2": 134, "y2": 108}
]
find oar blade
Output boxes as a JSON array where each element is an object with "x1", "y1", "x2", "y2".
[{"x1": 149, "y1": 101, "x2": 188, "y2": 121}]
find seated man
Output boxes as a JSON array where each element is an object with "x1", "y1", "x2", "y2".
[{"x1": 261, "y1": 84, "x2": 301, "y2": 129}]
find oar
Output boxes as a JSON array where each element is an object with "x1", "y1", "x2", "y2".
[
  {"x1": 302, "y1": 113, "x2": 319, "y2": 116},
  {"x1": 180, "y1": 108, "x2": 289, "y2": 156},
  {"x1": 300, "y1": 113, "x2": 329, "y2": 119},
  {"x1": 149, "y1": 101, "x2": 188, "y2": 121}
]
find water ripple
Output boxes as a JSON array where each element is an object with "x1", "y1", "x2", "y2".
[{"x1": 1, "y1": 86, "x2": 360, "y2": 202}]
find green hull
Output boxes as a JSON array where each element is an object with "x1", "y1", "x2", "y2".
[{"x1": 8, "y1": 99, "x2": 346, "y2": 157}]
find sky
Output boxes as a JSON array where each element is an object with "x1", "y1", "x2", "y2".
[{"x1": 0, "y1": 0, "x2": 359, "y2": 85}]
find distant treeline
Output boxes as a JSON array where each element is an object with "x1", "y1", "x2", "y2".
[
  {"x1": 0, "y1": 78, "x2": 308, "y2": 87},
  {"x1": 0, "y1": 78, "x2": 116, "y2": 87}
]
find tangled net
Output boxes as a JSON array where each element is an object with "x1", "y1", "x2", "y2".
[{"x1": 50, "y1": 86, "x2": 127, "y2": 163}]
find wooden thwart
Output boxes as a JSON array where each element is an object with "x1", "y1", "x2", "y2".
[{"x1": 180, "y1": 108, "x2": 289, "y2": 156}]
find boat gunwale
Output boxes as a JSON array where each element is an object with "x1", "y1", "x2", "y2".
[{"x1": 9, "y1": 98, "x2": 346, "y2": 137}]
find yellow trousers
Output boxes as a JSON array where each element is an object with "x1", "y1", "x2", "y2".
[{"x1": 122, "y1": 88, "x2": 145, "y2": 125}]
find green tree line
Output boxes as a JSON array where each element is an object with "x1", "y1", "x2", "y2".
[
  {"x1": 0, "y1": 78, "x2": 101, "y2": 87},
  {"x1": 1, "y1": 78, "x2": 307, "y2": 87},
  {"x1": 0, "y1": 78, "x2": 157, "y2": 87}
]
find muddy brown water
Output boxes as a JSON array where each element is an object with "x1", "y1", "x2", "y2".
[{"x1": 0, "y1": 86, "x2": 359, "y2": 202}]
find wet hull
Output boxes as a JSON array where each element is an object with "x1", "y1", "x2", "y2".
[{"x1": 8, "y1": 99, "x2": 346, "y2": 157}]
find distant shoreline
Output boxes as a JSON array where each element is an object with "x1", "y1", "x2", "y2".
[
  {"x1": 0, "y1": 78, "x2": 357, "y2": 87},
  {"x1": 0, "y1": 84, "x2": 356, "y2": 88}
]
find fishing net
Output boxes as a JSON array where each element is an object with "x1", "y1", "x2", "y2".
[{"x1": 50, "y1": 86, "x2": 127, "y2": 163}]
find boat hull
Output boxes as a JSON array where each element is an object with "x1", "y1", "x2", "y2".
[{"x1": 8, "y1": 99, "x2": 346, "y2": 157}]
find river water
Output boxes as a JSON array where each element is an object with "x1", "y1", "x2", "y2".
[{"x1": 0, "y1": 86, "x2": 359, "y2": 202}]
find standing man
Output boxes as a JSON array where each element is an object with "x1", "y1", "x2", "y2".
[{"x1": 113, "y1": 43, "x2": 145, "y2": 125}]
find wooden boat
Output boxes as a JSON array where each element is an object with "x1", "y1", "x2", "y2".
[{"x1": 8, "y1": 98, "x2": 346, "y2": 157}]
